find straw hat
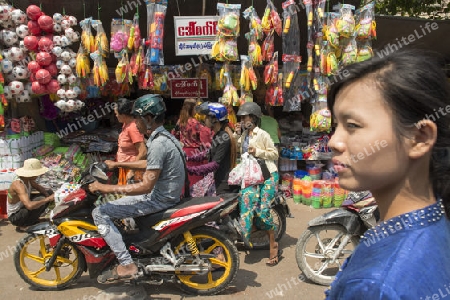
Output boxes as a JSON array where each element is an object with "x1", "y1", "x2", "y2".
[{"x1": 15, "y1": 158, "x2": 49, "y2": 177}]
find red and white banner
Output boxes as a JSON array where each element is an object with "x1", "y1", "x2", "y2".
[{"x1": 170, "y1": 78, "x2": 208, "y2": 99}]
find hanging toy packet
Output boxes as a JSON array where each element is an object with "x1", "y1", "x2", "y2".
[
  {"x1": 147, "y1": 2, "x2": 167, "y2": 65},
  {"x1": 264, "y1": 51, "x2": 279, "y2": 85},
  {"x1": 243, "y1": 6, "x2": 263, "y2": 41},
  {"x1": 211, "y1": 3, "x2": 241, "y2": 62}
]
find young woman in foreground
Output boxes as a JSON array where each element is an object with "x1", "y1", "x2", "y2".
[{"x1": 325, "y1": 49, "x2": 450, "y2": 299}]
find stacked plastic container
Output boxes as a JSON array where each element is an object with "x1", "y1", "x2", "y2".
[
  {"x1": 301, "y1": 176, "x2": 313, "y2": 205},
  {"x1": 333, "y1": 182, "x2": 347, "y2": 207},
  {"x1": 312, "y1": 181, "x2": 322, "y2": 208}
]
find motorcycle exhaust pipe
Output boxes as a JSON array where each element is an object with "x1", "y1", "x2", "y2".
[{"x1": 145, "y1": 264, "x2": 211, "y2": 273}]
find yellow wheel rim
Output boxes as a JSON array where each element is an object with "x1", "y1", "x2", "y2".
[
  {"x1": 175, "y1": 233, "x2": 233, "y2": 290},
  {"x1": 19, "y1": 235, "x2": 79, "y2": 288}
]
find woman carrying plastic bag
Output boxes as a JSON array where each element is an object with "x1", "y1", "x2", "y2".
[{"x1": 232, "y1": 102, "x2": 281, "y2": 266}]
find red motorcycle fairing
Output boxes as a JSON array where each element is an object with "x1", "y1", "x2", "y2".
[{"x1": 26, "y1": 222, "x2": 62, "y2": 247}]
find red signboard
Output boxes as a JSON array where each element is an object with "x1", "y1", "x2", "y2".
[{"x1": 170, "y1": 78, "x2": 208, "y2": 99}]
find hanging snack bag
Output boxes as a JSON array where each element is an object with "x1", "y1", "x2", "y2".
[
  {"x1": 128, "y1": 13, "x2": 141, "y2": 52},
  {"x1": 282, "y1": 0, "x2": 300, "y2": 56},
  {"x1": 211, "y1": 3, "x2": 241, "y2": 62},
  {"x1": 222, "y1": 72, "x2": 239, "y2": 106},
  {"x1": 355, "y1": 2, "x2": 376, "y2": 40},
  {"x1": 243, "y1": 6, "x2": 263, "y2": 41},
  {"x1": 110, "y1": 19, "x2": 132, "y2": 53},
  {"x1": 310, "y1": 108, "x2": 332, "y2": 133},
  {"x1": 80, "y1": 17, "x2": 95, "y2": 53},
  {"x1": 356, "y1": 40, "x2": 373, "y2": 62},
  {"x1": 92, "y1": 20, "x2": 109, "y2": 57},
  {"x1": 337, "y1": 4, "x2": 355, "y2": 38},
  {"x1": 75, "y1": 44, "x2": 90, "y2": 78},
  {"x1": 264, "y1": 51, "x2": 279, "y2": 85},
  {"x1": 239, "y1": 55, "x2": 257, "y2": 92},
  {"x1": 340, "y1": 37, "x2": 357, "y2": 66},
  {"x1": 325, "y1": 12, "x2": 340, "y2": 49},
  {"x1": 90, "y1": 52, "x2": 109, "y2": 86},
  {"x1": 247, "y1": 33, "x2": 262, "y2": 66},
  {"x1": 261, "y1": 0, "x2": 282, "y2": 36},
  {"x1": 262, "y1": 29, "x2": 275, "y2": 62}
]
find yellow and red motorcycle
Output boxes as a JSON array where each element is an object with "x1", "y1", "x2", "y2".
[{"x1": 14, "y1": 163, "x2": 240, "y2": 296}]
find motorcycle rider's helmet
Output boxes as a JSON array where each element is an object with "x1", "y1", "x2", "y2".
[
  {"x1": 132, "y1": 94, "x2": 166, "y2": 117},
  {"x1": 236, "y1": 102, "x2": 262, "y2": 118},
  {"x1": 197, "y1": 102, "x2": 228, "y2": 121}
]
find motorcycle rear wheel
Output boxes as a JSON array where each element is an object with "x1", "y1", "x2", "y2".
[
  {"x1": 174, "y1": 227, "x2": 239, "y2": 296},
  {"x1": 249, "y1": 205, "x2": 286, "y2": 250},
  {"x1": 14, "y1": 234, "x2": 85, "y2": 291},
  {"x1": 295, "y1": 225, "x2": 358, "y2": 286}
]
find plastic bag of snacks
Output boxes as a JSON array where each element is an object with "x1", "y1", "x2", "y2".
[
  {"x1": 75, "y1": 44, "x2": 90, "y2": 78},
  {"x1": 261, "y1": 0, "x2": 282, "y2": 36},
  {"x1": 310, "y1": 108, "x2": 332, "y2": 133},
  {"x1": 239, "y1": 55, "x2": 257, "y2": 92},
  {"x1": 90, "y1": 52, "x2": 108, "y2": 86},
  {"x1": 340, "y1": 37, "x2": 357, "y2": 67},
  {"x1": 211, "y1": 3, "x2": 241, "y2": 62},
  {"x1": 261, "y1": 29, "x2": 275, "y2": 62},
  {"x1": 263, "y1": 51, "x2": 278, "y2": 85},
  {"x1": 222, "y1": 71, "x2": 239, "y2": 106},
  {"x1": 92, "y1": 20, "x2": 109, "y2": 57},
  {"x1": 355, "y1": 2, "x2": 376, "y2": 40},
  {"x1": 325, "y1": 12, "x2": 340, "y2": 49},
  {"x1": 337, "y1": 4, "x2": 355, "y2": 38},
  {"x1": 80, "y1": 17, "x2": 95, "y2": 53},
  {"x1": 147, "y1": 2, "x2": 167, "y2": 65},
  {"x1": 128, "y1": 13, "x2": 141, "y2": 52},
  {"x1": 243, "y1": 6, "x2": 263, "y2": 41},
  {"x1": 110, "y1": 18, "x2": 132, "y2": 54}
]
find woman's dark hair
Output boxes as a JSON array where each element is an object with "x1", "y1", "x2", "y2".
[
  {"x1": 220, "y1": 120, "x2": 237, "y2": 169},
  {"x1": 328, "y1": 49, "x2": 450, "y2": 217},
  {"x1": 116, "y1": 98, "x2": 135, "y2": 116}
]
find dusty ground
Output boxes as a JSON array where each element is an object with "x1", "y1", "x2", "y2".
[{"x1": 0, "y1": 200, "x2": 334, "y2": 300}]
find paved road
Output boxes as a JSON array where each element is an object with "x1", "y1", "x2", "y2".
[{"x1": 0, "y1": 200, "x2": 334, "y2": 300}]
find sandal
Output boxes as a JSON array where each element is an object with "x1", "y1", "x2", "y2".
[
  {"x1": 97, "y1": 265, "x2": 138, "y2": 283},
  {"x1": 15, "y1": 226, "x2": 28, "y2": 233},
  {"x1": 266, "y1": 249, "x2": 283, "y2": 267}
]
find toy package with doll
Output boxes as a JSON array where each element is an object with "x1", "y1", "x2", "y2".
[
  {"x1": 110, "y1": 18, "x2": 132, "y2": 54},
  {"x1": 355, "y1": 2, "x2": 376, "y2": 40},
  {"x1": 337, "y1": 4, "x2": 355, "y2": 38},
  {"x1": 243, "y1": 6, "x2": 263, "y2": 41},
  {"x1": 211, "y1": 3, "x2": 241, "y2": 62}
]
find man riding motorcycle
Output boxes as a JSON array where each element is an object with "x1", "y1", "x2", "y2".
[{"x1": 88, "y1": 94, "x2": 186, "y2": 281}]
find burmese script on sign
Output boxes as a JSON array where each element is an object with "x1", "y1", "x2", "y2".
[
  {"x1": 170, "y1": 78, "x2": 208, "y2": 99},
  {"x1": 174, "y1": 16, "x2": 220, "y2": 56}
]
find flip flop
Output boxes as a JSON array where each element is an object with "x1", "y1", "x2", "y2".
[
  {"x1": 266, "y1": 249, "x2": 283, "y2": 267},
  {"x1": 15, "y1": 226, "x2": 28, "y2": 233},
  {"x1": 97, "y1": 266, "x2": 137, "y2": 284}
]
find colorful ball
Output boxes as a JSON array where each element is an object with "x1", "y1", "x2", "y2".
[
  {"x1": 38, "y1": 37, "x2": 53, "y2": 52},
  {"x1": 53, "y1": 13, "x2": 63, "y2": 24},
  {"x1": 57, "y1": 74, "x2": 67, "y2": 84},
  {"x1": 8, "y1": 47, "x2": 24, "y2": 62},
  {"x1": 9, "y1": 80, "x2": 24, "y2": 94},
  {"x1": 24, "y1": 35, "x2": 38, "y2": 51},
  {"x1": 16, "y1": 24, "x2": 29, "y2": 38},
  {"x1": 27, "y1": 20, "x2": 40, "y2": 35},
  {"x1": 36, "y1": 51, "x2": 52, "y2": 66},
  {"x1": 26, "y1": 5, "x2": 43, "y2": 21},
  {"x1": 46, "y1": 79, "x2": 60, "y2": 93},
  {"x1": 27, "y1": 61, "x2": 41, "y2": 73},
  {"x1": 0, "y1": 5, "x2": 11, "y2": 21},
  {"x1": 2, "y1": 29, "x2": 18, "y2": 46},
  {"x1": 35, "y1": 68, "x2": 51, "y2": 84},
  {"x1": 11, "y1": 9, "x2": 27, "y2": 25},
  {"x1": 38, "y1": 15, "x2": 53, "y2": 32},
  {"x1": 12, "y1": 65, "x2": 28, "y2": 79},
  {"x1": 31, "y1": 81, "x2": 46, "y2": 94},
  {"x1": 45, "y1": 63, "x2": 58, "y2": 77},
  {"x1": 1, "y1": 59, "x2": 13, "y2": 73}
]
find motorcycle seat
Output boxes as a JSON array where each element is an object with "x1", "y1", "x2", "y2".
[{"x1": 134, "y1": 193, "x2": 238, "y2": 230}]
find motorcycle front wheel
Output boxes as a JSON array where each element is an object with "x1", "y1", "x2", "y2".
[
  {"x1": 14, "y1": 234, "x2": 85, "y2": 291},
  {"x1": 295, "y1": 225, "x2": 358, "y2": 286},
  {"x1": 174, "y1": 227, "x2": 239, "y2": 296}
]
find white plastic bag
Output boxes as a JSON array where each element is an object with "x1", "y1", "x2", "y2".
[{"x1": 242, "y1": 153, "x2": 265, "y2": 188}]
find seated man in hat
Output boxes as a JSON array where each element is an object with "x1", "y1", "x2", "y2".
[{"x1": 7, "y1": 158, "x2": 54, "y2": 232}]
